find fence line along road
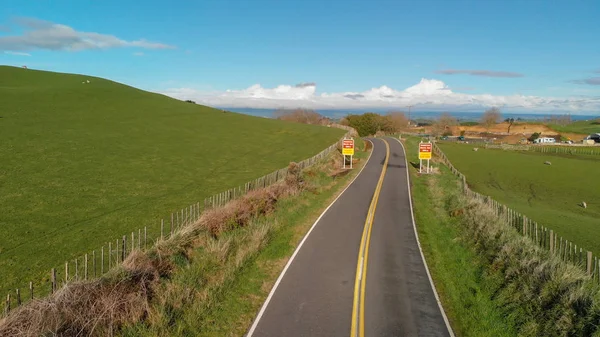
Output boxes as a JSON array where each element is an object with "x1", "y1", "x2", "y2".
[
  {"x1": 429, "y1": 140, "x2": 600, "y2": 283},
  {"x1": 2, "y1": 124, "x2": 358, "y2": 316}
]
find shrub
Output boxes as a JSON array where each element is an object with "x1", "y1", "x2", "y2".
[{"x1": 528, "y1": 132, "x2": 541, "y2": 142}]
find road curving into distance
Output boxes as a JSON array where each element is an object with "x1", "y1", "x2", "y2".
[{"x1": 247, "y1": 137, "x2": 452, "y2": 337}]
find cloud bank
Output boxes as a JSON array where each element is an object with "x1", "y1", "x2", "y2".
[
  {"x1": 571, "y1": 77, "x2": 600, "y2": 86},
  {"x1": 161, "y1": 79, "x2": 600, "y2": 113},
  {"x1": 4, "y1": 51, "x2": 30, "y2": 56},
  {"x1": 435, "y1": 69, "x2": 524, "y2": 78},
  {"x1": 0, "y1": 17, "x2": 174, "y2": 52}
]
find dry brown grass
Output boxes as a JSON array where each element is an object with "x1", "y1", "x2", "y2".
[{"x1": 0, "y1": 250, "x2": 157, "y2": 337}]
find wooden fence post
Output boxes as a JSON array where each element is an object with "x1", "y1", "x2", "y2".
[
  {"x1": 93, "y1": 250, "x2": 96, "y2": 278},
  {"x1": 138, "y1": 228, "x2": 141, "y2": 249},
  {"x1": 5, "y1": 294, "x2": 10, "y2": 315},
  {"x1": 131, "y1": 232, "x2": 135, "y2": 252},
  {"x1": 549, "y1": 230, "x2": 554, "y2": 254},
  {"x1": 51, "y1": 268, "x2": 56, "y2": 293},
  {"x1": 16, "y1": 289, "x2": 20, "y2": 306},
  {"x1": 144, "y1": 226, "x2": 147, "y2": 249},
  {"x1": 171, "y1": 213, "x2": 174, "y2": 236},
  {"x1": 101, "y1": 246, "x2": 105, "y2": 274},
  {"x1": 65, "y1": 261, "x2": 69, "y2": 283},
  {"x1": 75, "y1": 258, "x2": 78, "y2": 281},
  {"x1": 122, "y1": 236, "x2": 126, "y2": 262},
  {"x1": 84, "y1": 253, "x2": 88, "y2": 280},
  {"x1": 108, "y1": 242, "x2": 112, "y2": 269},
  {"x1": 29, "y1": 282, "x2": 33, "y2": 300},
  {"x1": 161, "y1": 219, "x2": 164, "y2": 240}
]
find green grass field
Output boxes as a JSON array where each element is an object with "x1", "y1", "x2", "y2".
[
  {"x1": 548, "y1": 119, "x2": 600, "y2": 135},
  {"x1": 0, "y1": 66, "x2": 344, "y2": 295},
  {"x1": 438, "y1": 142, "x2": 600, "y2": 255}
]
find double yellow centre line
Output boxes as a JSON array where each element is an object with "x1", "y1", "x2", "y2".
[{"x1": 351, "y1": 139, "x2": 390, "y2": 337}]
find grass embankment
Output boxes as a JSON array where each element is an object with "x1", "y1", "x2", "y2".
[
  {"x1": 548, "y1": 119, "x2": 600, "y2": 135},
  {"x1": 0, "y1": 66, "x2": 345, "y2": 295},
  {"x1": 437, "y1": 142, "x2": 600, "y2": 255},
  {"x1": 404, "y1": 137, "x2": 600, "y2": 336},
  {"x1": 0, "y1": 138, "x2": 368, "y2": 336}
]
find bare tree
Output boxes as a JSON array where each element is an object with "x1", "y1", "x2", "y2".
[
  {"x1": 385, "y1": 111, "x2": 409, "y2": 132},
  {"x1": 274, "y1": 109, "x2": 326, "y2": 125},
  {"x1": 432, "y1": 112, "x2": 458, "y2": 136},
  {"x1": 505, "y1": 117, "x2": 515, "y2": 133},
  {"x1": 481, "y1": 107, "x2": 502, "y2": 131}
]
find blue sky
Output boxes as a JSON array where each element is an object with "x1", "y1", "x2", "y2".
[{"x1": 1, "y1": 0, "x2": 599, "y2": 113}]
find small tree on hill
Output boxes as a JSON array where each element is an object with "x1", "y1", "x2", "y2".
[
  {"x1": 505, "y1": 117, "x2": 515, "y2": 134},
  {"x1": 481, "y1": 107, "x2": 501, "y2": 131},
  {"x1": 528, "y1": 132, "x2": 541, "y2": 142}
]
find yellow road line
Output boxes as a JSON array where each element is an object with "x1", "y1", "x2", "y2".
[{"x1": 351, "y1": 138, "x2": 390, "y2": 337}]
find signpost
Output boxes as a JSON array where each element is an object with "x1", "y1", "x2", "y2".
[
  {"x1": 342, "y1": 138, "x2": 355, "y2": 169},
  {"x1": 418, "y1": 142, "x2": 432, "y2": 173}
]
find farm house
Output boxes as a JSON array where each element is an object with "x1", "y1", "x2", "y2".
[{"x1": 533, "y1": 137, "x2": 556, "y2": 144}]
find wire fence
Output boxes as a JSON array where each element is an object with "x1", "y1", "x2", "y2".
[
  {"x1": 3, "y1": 124, "x2": 357, "y2": 315},
  {"x1": 430, "y1": 141, "x2": 600, "y2": 283},
  {"x1": 483, "y1": 143, "x2": 600, "y2": 155}
]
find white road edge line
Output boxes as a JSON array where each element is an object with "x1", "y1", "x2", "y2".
[
  {"x1": 393, "y1": 137, "x2": 456, "y2": 337},
  {"x1": 246, "y1": 140, "x2": 375, "y2": 337}
]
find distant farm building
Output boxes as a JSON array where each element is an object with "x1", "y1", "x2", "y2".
[{"x1": 534, "y1": 137, "x2": 556, "y2": 144}]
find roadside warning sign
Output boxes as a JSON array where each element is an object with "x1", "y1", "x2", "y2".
[
  {"x1": 342, "y1": 139, "x2": 355, "y2": 156},
  {"x1": 418, "y1": 143, "x2": 432, "y2": 160}
]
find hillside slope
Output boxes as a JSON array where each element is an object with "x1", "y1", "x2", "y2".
[{"x1": 0, "y1": 66, "x2": 345, "y2": 295}]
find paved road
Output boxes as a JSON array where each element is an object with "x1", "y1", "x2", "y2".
[{"x1": 247, "y1": 137, "x2": 451, "y2": 337}]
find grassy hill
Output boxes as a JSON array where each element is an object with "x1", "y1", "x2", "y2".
[
  {"x1": 438, "y1": 142, "x2": 600, "y2": 255},
  {"x1": 0, "y1": 66, "x2": 345, "y2": 295},
  {"x1": 548, "y1": 119, "x2": 600, "y2": 135}
]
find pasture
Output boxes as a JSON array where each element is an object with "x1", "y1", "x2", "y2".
[
  {"x1": 437, "y1": 142, "x2": 600, "y2": 255},
  {"x1": 548, "y1": 119, "x2": 600, "y2": 135},
  {"x1": 0, "y1": 66, "x2": 344, "y2": 295}
]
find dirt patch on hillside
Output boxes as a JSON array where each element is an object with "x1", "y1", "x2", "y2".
[{"x1": 419, "y1": 122, "x2": 588, "y2": 143}]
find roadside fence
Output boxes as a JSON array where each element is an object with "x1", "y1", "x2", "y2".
[
  {"x1": 483, "y1": 143, "x2": 600, "y2": 155},
  {"x1": 431, "y1": 141, "x2": 600, "y2": 282}
]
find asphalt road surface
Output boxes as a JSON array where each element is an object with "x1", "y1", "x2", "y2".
[{"x1": 247, "y1": 137, "x2": 452, "y2": 337}]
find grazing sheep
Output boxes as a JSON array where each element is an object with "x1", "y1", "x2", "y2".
[
  {"x1": 582, "y1": 201, "x2": 587, "y2": 209},
  {"x1": 473, "y1": 148, "x2": 479, "y2": 152},
  {"x1": 544, "y1": 161, "x2": 552, "y2": 165}
]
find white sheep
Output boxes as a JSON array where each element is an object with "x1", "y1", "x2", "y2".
[{"x1": 582, "y1": 201, "x2": 587, "y2": 209}]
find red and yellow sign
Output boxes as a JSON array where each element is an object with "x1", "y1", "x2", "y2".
[
  {"x1": 342, "y1": 139, "x2": 355, "y2": 156},
  {"x1": 419, "y1": 143, "x2": 432, "y2": 160}
]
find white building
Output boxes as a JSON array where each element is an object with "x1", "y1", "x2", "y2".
[{"x1": 534, "y1": 137, "x2": 556, "y2": 144}]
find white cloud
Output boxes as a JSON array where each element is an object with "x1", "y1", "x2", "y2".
[
  {"x1": 160, "y1": 78, "x2": 600, "y2": 114},
  {"x1": 0, "y1": 17, "x2": 175, "y2": 52},
  {"x1": 4, "y1": 51, "x2": 30, "y2": 56}
]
